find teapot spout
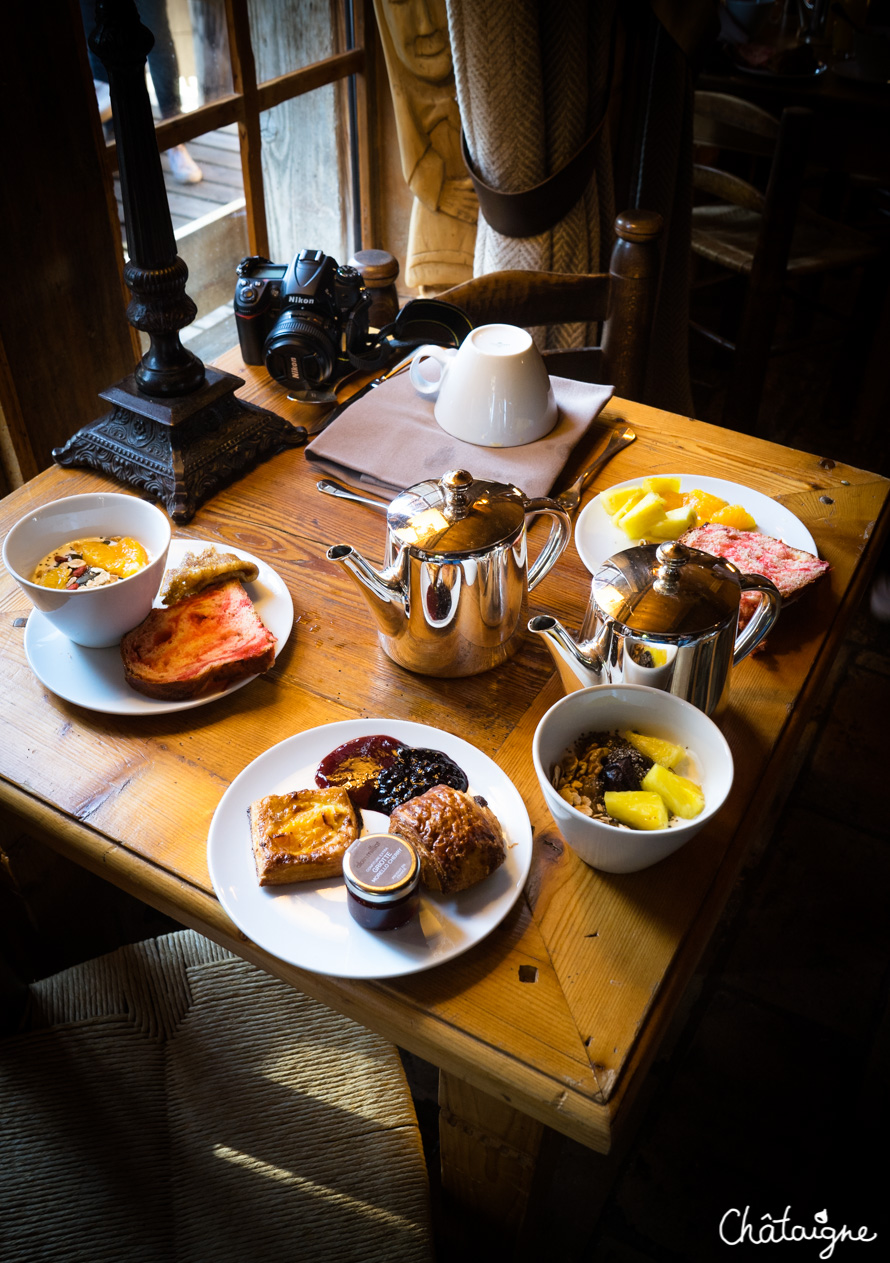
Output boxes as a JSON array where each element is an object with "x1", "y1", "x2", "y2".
[
  {"x1": 527, "y1": 614, "x2": 607, "y2": 693},
  {"x1": 327, "y1": 544, "x2": 407, "y2": 638}
]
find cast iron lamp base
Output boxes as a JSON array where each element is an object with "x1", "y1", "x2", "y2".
[{"x1": 53, "y1": 367, "x2": 306, "y2": 523}]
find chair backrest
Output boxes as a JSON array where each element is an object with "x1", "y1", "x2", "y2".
[
  {"x1": 435, "y1": 210, "x2": 663, "y2": 401},
  {"x1": 692, "y1": 91, "x2": 813, "y2": 285}
]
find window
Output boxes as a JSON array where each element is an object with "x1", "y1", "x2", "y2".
[{"x1": 82, "y1": 0, "x2": 372, "y2": 359}]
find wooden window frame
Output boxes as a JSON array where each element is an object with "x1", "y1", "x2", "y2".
[{"x1": 100, "y1": 0, "x2": 376, "y2": 258}]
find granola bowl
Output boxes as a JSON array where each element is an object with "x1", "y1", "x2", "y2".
[
  {"x1": 532, "y1": 685, "x2": 733, "y2": 873},
  {"x1": 2, "y1": 492, "x2": 171, "y2": 648}
]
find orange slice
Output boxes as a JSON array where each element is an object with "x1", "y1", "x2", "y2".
[
  {"x1": 711, "y1": 504, "x2": 757, "y2": 530},
  {"x1": 682, "y1": 489, "x2": 728, "y2": 526}
]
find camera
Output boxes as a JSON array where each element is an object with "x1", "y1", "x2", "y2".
[{"x1": 234, "y1": 250, "x2": 372, "y2": 390}]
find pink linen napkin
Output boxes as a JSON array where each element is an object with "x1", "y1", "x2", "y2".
[{"x1": 305, "y1": 371, "x2": 614, "y2": 499}]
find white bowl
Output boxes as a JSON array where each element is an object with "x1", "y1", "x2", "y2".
[
  {"x1": 532, "y1": 685, "x2": 734, "y2": 874},
  {"x1": 2, "y1": 492, "x2": 171, "y2": 648}
]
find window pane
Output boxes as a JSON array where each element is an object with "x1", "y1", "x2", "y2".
[
  {"x1": 113, "y1": 123, "x2": 247, "y2": 362},
  {"x1": 247, "y1": 0, "x2": 344, "y2": 81},
  {"x1": 261, "y1": 83, "x2": 354, "y2": 265},
  {"x1": 80, "y1": 0, "x2": 233, "y2": 125},
  {"x1": 188, "y1": 0, "x2": 234, "y2": 106}
]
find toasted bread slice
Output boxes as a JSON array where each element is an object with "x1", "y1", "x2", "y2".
[
  {"x1": 249, "y1": 786, "x2": 360, "y2": 886},
  {"x1": 121, "y1": 579, "x2": 276, "y2": 700},
  {"x1": 160, "y1": 546, "x2": 260, "y2": 606}
]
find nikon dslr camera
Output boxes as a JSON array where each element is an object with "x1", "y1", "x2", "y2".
[{"x1": 234, "y1": 249, "x2": 372, "y2": 391}]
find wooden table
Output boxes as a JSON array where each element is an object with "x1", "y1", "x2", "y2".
[{"x1": 2, "y1": 348, "x2": 888, "y2": 1245}]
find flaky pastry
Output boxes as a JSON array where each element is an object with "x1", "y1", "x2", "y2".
[
  {"x1": 161, "y1": 546, "x2": 260, "y2": 605},
  {"x1": 249, "y1": 786, "x2": 360, "y2": 886},
  {"x1": 388, "y1": 784, "x2": 506, "y2": 893}
]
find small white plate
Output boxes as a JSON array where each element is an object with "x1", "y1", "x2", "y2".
[
  {"x1": 22, "y1": 539, "x2": 293, "y2": 715},
  {"x1": 207, "y1": 718, "x2": 533, "y2": 980},
  {"x1": 574, "y1": 474, "x2": 818, "y2": 576}
]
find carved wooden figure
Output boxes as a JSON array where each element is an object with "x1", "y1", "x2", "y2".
[{"x1": 374, "y1": 0, "x2": 477, "y2": 292}]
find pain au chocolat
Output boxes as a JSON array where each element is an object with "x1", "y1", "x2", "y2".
[
  {"x1": 250, "y1": 786, "x2": 360, "y2": 886},
  {"x1": 387, "y1": 784, "x2": 507, "y2": 894}
]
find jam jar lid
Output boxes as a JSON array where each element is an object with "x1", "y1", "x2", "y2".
[
  {"x1": 342, "y1": 834, "x2": 420, "y2": 904},
  {"x1": 592, "y1": 541, "x2": 743, "y2": 636},
  {"x1": 387, "y1": 469, "x2": 528, "y2": 558}
]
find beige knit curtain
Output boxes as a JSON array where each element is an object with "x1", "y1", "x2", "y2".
[{"x1": 445, "y1": 0, "x2": 617, "y2": 349}]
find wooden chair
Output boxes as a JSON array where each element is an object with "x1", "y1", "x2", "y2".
[
  {"x1": 0, "y1": 930, "x2": 434, "y2": 1262},
  {"x1": 437, "y1": 209, "x2": 663, "y2": 403},
  {"x1": 690, "y1": 90, "x2": 886, "y2": 433}
]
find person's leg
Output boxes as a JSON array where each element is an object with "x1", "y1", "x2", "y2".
[
  {"x1": 136, "y1": 0, "x2": 203, "y2": 183},
  {"x1": 137, "y1": 0, "x2": 182, "y2": 119}
]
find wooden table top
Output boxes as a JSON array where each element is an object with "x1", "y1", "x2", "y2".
[{"x1": 2, "y1": 348, "x2": 888, "y2": 1162}]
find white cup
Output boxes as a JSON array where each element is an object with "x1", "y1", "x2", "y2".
[{"x1": 409, "y1": 323, "x2": 558, "y2": 448}]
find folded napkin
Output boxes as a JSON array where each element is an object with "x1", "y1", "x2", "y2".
[{"x1": 305, "y1": 371, "x2": 614, "y2": 499}]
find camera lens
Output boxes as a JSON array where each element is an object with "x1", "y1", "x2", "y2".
[{"x1": 263, "y1": 310, "x2": 338, "y2": 388}]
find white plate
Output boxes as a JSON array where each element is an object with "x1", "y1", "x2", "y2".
[
  {"x1": 207, "y1": 718, "x2": 533, "y2": 979},
  {"x1": 23, "y1": 539, "x2": 293, "y2": 715},
  {"x1": 574, "y1": 474, "x2": 818, "y2": 575}
]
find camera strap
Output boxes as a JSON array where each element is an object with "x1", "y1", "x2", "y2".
[{"x1": 345, "y1": 297, "x2": 474, "y2": 372}]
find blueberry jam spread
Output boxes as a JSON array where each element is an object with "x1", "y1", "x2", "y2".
[
  {"x1": 315, "y1": 735, "x2": 468, "y2": 813},
  {"x1": 372, "y1": 747, "x2": 469, "y2": 813}
]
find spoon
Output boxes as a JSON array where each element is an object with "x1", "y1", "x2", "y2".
[
  {"x1": 316, "y1": 478, "x2": 390, "y2": 511},
  {"x1": 555, "y1": 423, "x2": 636, "y2": 515}
]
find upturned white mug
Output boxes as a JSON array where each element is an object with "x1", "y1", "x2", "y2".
[{"x1": 409, "y1": 323, "x2": 558, "y2": 448}]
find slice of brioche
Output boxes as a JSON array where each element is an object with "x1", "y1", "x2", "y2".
[
  {"x1": 121, "y1": 579, "x2": 276, "y2": 700},
  {"x1": 160, "y1": 546, "x2": 260, "y2": 605},
  {"x1": 249, "y1": 786, "x2": 360, "y2": 886}
]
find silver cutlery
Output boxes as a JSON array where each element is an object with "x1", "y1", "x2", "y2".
[
  {"x1": 555, "y1": 422, "x2": 636, "y2": 514},
  {"x1": 302, "y1": 355, "x2": 416, "y2": 436},
  {"x1": 316, "y1": 477, "x2": 390, "y2": 511}
]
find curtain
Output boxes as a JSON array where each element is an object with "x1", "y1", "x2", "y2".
[
  {"x1": 446, "y1": 0, "x2": 617, "y2": 349},
  {"x1": 447, "y1": 0, "x2": 708, "y2": 414}
]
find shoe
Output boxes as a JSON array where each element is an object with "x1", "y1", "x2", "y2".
[
  {"x1": 167, "y1": 144, "x2": 203, "y2": 184},
  {"x1": 94, "y1": 79, "x2": 112, "y2": 123}
]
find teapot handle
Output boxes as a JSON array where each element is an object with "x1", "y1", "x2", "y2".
[
  {"x1": 523, "y1": 498, "x2": 572, "y2": 591},
  {"x1": 733, "y1": 574, "x2": 783, "y2": 664}
]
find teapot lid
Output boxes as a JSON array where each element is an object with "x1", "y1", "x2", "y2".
[
  {"x1": 592, "y1": 541, "x2": 742, "y2": 634},
  {"x1": 387, "y1": 469, "x2": 527, "y2": 556}
]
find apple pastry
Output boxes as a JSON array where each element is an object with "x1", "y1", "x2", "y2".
[{"x1": 249, "y1": 786, "x2": 359, "y2": 886}]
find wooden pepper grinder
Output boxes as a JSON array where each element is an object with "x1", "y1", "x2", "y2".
[{"x1": 349, "y1": 249, "x2": 400, "y2": 331}]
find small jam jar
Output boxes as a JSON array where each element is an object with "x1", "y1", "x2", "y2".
[{"x1": 342, "y1": 833, "x2": 420, "y2": 931}]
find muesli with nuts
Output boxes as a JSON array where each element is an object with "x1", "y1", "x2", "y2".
[{"x1": 552, "y1": 732, "x2": 654, "y2": 827}]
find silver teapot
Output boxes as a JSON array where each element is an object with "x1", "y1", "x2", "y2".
[
  {"x1": 327, "y1": 469, "x2": 570, "y2": 677},
  {"x1": 529, "y1": 539, "x2": 782, "y2": 715}
]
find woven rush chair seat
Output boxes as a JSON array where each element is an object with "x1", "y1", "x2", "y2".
[
  {"x1": 0, "y1": 930, "x2": 433, "y2": 1263},
  {"x1": 691, "y1": 201, "x2": 879, "y2": 277}
]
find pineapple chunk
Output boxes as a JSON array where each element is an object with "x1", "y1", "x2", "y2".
[
  {"x1": 641, "y1": 763, "x2": 705, "y2": 819},
  {"x1": 648, "y1": 504, "x2": 697, "y2": 540},
  {"x1": 620, "y1": 730, "x2": 685, "y2": 769},
  {"x1": 601, "y1": 485, "x2": 644, "y2": 519},
  {"x1": 711, "y1": 503, "x2": 757, "y2": 530},
  {"x1": 642, "y1": 475, "x2": 681, "y2": 497},
  {"x1": 617, "y1": 491, "x2": 667, "y2": 539},
  {"x1": 604, "y1": 791, "x2": 669, "y2": 831}
]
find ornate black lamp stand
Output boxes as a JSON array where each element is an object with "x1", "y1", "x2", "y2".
[{"x1": 53, "y1": 0, "x2": 304, "y2": 522}]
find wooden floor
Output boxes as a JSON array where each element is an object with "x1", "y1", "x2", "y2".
[{"x1": 113, "y1": 122, "x2": 244, "y2": 239}]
